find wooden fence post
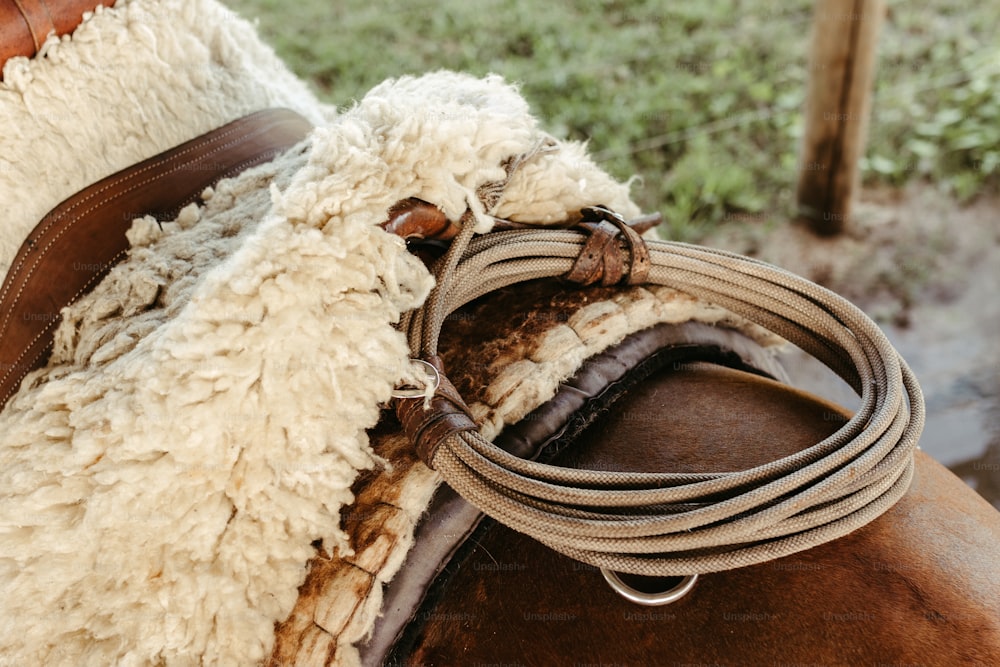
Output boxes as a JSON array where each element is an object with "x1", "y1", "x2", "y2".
[{"x1": 796, "y1": 0, "x2": 886, "y2": 235}]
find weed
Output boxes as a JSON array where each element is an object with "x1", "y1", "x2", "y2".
[{"x1": 225, "y1": 0, "x2": 1000, "y2": 239}]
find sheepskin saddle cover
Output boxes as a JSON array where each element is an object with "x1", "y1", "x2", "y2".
[{"x1": 0, "y1": 1, "x2": 779, "y2": 665}]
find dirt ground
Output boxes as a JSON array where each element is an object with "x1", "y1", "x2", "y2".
[{"x1": 704, "y1": 183, "x2": 1000, "y2": 509}]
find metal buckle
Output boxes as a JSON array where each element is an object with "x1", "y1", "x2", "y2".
[
  {"x1": 600, "y1": 569, "x2": 698, "y2": 606},
  {"x1": 391, "y1": 359, "x2": 441, "y2": 399}
]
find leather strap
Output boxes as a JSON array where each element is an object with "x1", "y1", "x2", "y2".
[
  {"x1": 0, "y1": 0, "x2": 105, "y2": 75},
  {"x1": 564, "y1": 206, "x2": 651, "y2": 287},
  {"x1": 396, "y1": 355, "x2": 478, "y2": 466},
  {"x1": 0, "y1": 108, "x2": 313, "y2": 409}
]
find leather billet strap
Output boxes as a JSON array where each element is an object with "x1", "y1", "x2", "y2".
[
  {"x1": 0, "y1": 0, "x2": 106, "y2": 76},
  {"x1": 0, "y1": 108, "x2": 313, "y2": 409}
]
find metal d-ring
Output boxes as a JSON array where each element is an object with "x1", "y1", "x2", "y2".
[
  {"x1": 390, "y1": 359, "x2": 441, "y2": 399},
  {"x1": 600, "y1": 568, "x2": 698, "y2": 606}
]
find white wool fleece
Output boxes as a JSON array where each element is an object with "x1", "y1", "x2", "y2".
[
  {"x1": 0, "y1": 9, "x2": 645, "y2": 665},
  {"x1": 0, "y1": 0, "x2": 334, "y2": 277}
]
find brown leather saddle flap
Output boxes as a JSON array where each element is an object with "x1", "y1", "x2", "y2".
[{"x1": 0, "y1": 108, "x2": 313, "y2": 409}]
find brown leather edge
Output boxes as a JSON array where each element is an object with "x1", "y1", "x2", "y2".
[
  {"x1": 1, "y1": 1, "x2": 106, "y2": 77},
  {"x1": 14, "y1": 0, "x2": 55, "y2": 50},
  {"x1": 0, "y1": 108, "x2": 314, "y2": 410}
]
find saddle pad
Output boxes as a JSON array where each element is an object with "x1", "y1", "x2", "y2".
[{"x1": 0, "y1": 66, "x2": 647, "y2": 666}]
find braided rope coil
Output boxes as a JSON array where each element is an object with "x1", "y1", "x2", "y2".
[{"x1": 395, "y1": 208, "x2": 923, "y2": 576}]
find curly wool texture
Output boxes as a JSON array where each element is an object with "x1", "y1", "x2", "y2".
[
  {"x1": 0, "y1": 0, "x2": 333, "y2": 276},
  {"x1": 0, "y1": 4, "x2": 648, "y2": 665}
]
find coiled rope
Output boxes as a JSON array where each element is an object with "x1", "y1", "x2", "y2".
[{"x1": 395, "y1": 207, "x2": 923, "y2": 576}]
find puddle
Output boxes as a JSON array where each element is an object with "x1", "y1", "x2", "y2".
[
  {"x1": 778, "y1": 295, "x2": 1000, "y2": 511},
  {"x1": 880, "y1": 269, "x2": 1000, "y2": 509},
  {"x1": 784, "y1": 249, "x2": 999, "y2": 508}
]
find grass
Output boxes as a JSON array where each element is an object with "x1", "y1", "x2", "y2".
[{"x1": 224, "y1": 0, "x2": 1000, "y2": 241}]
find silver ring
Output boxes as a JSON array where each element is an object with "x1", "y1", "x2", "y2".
[
  {"x1": 600, "y1": 569, "x2": 698, "y2": 606},
  {"x1": 390, "y1": 359, "x2": 441, "y2": 399}
]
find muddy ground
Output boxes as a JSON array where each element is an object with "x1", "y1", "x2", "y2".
[{"x1": 704, "y1": 183, "x2": 1000, "y2": 509}]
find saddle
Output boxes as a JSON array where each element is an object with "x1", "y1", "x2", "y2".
[
  {"x1": 0, "y1": 0, "x2": 104, "y2": 76},
  {"x1": 0, "y1": 4, "x2": 928, "y2": 664}
]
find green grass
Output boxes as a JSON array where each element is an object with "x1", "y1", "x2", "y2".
[{"x1": 225, "y1": 0, "x2": 1000, "y2": 241}]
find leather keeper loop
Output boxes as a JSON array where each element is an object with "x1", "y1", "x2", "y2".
[
  {"x1": 564, "y1": 219, "x2": 621, "y2": 286},
  {"x1": 564, "y1": 207, "x2": 652, "y2": 287},
  {"x1": 395, "y1": 367, "x2": 478, "y2": 469},
  {"x1": 615, "y1": 217, "x2": 650, "y2": 285}
]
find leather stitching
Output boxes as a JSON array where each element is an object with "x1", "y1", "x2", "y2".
[
  {"x1": 0, "y1": 113, "x2": 292, "y2": 340},
  {"x1": 0, "y1": 111, "x2": 310, "y2": 405},
  {"x1": 12, "y1": 0, "x2": 55, "y2": 52}
]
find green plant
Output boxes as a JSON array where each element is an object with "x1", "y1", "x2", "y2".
[
  {"x1": 865, "y1": 30, "x2": 1000, "y2": 202},
  {"x1": 225, "y1": 0, "x2": 1000, "y2": 239}
]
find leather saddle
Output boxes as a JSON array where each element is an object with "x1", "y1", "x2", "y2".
[{"x1": 0, "y1": 0, "x2": 105, "y2": 76}]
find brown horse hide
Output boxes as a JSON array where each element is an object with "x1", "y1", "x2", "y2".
[{"x1": 395, "y1": 364, "x2": 1000, "y2": 665}]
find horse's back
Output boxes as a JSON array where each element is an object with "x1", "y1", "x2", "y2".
[{"x1": 396, "y1": 364, "x2": 1000, "y2": 665}]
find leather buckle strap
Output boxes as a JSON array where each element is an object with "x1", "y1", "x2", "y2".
[
  {"x1": 395, "y1": 355, "x2": 478, "y2": 467},
  {"x1": 0, "y1": 108, "x2": 313, "y2": 410},
  {"x1": 564, "y1": 205, "x2": 652, "y2": 287}
]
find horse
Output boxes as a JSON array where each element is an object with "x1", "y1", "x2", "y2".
[{"x1": 2, "y1": 2, "x2": 999, "y2": 666}]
